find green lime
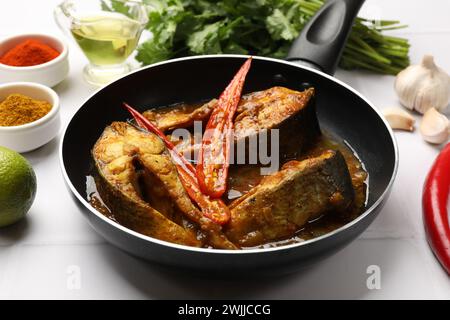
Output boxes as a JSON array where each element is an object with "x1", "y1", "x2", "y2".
[{"x1": 0, "y1": 146, "x2": 36, "y2": 227}]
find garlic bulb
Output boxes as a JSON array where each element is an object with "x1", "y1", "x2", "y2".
[
  {"x1": 383, "y1": 107, "x2": 415, "y2": 131},
  {"x1": 420, "y1": 107, "x2": 449, "y2": 144},
  {"x1": 394, "y1": 55, "x2": 450, "y2": 114}
]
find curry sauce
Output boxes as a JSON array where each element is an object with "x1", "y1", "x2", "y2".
[
  {"x1": 88, "y1": 130, "x2": 368, "y2": 249},
  {"x1": 87, "y1": 87, "x2": 368, "y2": 249}
]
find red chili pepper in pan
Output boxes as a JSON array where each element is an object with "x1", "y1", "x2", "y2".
[
  {"x1": 197, "y1": 57, "x2": 252, "y2": 198},
  {"x1": 123, "y1": 103, "x2": 230, "y2": 224},
  {"x1": 422, "y1": 142, "x2": 450, "y2": 274}
]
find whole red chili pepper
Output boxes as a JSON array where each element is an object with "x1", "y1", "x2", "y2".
[
  {"x1": 422, "y1": 142, "x2": 450, "y2": 274},
  {"x1": 197, "y1": 57, "x2": 252, "y2": 198},
  {"x1": 123, "y1": 103, "x2": 230, "y2": 225}
]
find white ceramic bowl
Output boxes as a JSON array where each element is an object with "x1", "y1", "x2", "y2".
[
  {"x1": 0, "y1": 82, "x2": 61, "y2": 153},
  {"x1": 0, "y1": 34, "x2": 69, "y2": 87}
]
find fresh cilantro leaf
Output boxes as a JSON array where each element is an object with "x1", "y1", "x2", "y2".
[
  {"x1": 110, "y1": 0, "x2": 410, "y2": 74},
  {"x1": 223, "y1": 42, "x2": 249, "y2": 55},
  {"x1": 136, "y1": 41, "x2": 174, "y2": 65},
  {"x1": 101, "y1": 0, "x2": 132, "y2": 17},
  {"x1": 187, "y1": 21, "x2": 223, "y2": 54},
  {"x1": 266, "y1": 8, "x2": 298, "y2": 41}
]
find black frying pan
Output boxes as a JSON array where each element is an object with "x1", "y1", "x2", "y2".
[{"x1": 60, "y1": 0, "x2": 398, "y2": 274}]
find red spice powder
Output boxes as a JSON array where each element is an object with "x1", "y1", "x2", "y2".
[{"x1": 0, "y1": 39, "x2": 60, "y2": 67}]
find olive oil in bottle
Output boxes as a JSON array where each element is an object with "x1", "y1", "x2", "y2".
[{"x1": 71, "y1": 12, "x2": 142, "y2": 66}]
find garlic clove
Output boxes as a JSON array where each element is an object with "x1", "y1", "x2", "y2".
[
  {"x1": 394, "y1": 54, "x2": 450, "y2": 114},
  {"x1": 383, "y1": 107, "x2": 415, "y2": 131},
  {"x1": 420, "y1": 107, "x2": 449, "y2": 144}
]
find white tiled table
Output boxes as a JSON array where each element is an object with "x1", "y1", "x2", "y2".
[{"x1": 1, "y1": 0, "x2": 449, "y2": 299}]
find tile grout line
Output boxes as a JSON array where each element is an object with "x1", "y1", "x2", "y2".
[
  {"x1": 0, "y1": 239, "x2": 107, "y2": 248},
  {"x1": 0, "y1": 245, "x2": 23, "y2": 299}
]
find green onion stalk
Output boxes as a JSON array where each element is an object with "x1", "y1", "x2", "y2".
[{"x1": 299, "y1": 0, "x2": 409, "y2": 74}]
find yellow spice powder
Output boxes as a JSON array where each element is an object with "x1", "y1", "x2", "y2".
[{"x1": 0, "y1": 94, "x2": 52, "y2": 126}]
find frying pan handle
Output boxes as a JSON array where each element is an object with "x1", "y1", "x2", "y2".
[{"x1": 286, "y1": 0, "x2": 365, "y2": 75}]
